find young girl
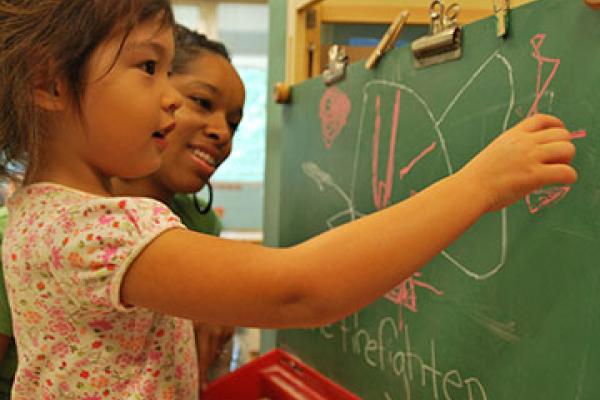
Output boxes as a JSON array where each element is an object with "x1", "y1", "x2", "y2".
[
  {"x1": 0, "y1": 1, "x2": 577, "y2": 399},
  {"x1": 111, "y1": 26, "x2": 244, "y2": 391}
]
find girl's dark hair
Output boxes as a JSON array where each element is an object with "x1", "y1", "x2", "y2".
[
  {"x1": 172, "y1": 24, "x2": 231, "y2": 75},
  {"x1": 0, "y1": 0, "x2": 174, "y2": 181}
]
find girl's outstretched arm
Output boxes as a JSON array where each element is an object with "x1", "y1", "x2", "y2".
[{"x1": 121, "y1": 114, "x2": 576, "y2": 328}]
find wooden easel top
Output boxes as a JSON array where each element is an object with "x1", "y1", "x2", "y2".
[{"x1": 284, "y1": 0, "x2": 535, "y2": 85}]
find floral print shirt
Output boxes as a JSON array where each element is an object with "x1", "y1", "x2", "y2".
[{"x1": 2, "y1": 183, "x2": 198, "y2": 399}]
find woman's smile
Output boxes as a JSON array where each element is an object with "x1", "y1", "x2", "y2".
[{"x1": 188, "y1": 145, "x2": 218, "y2": 177}]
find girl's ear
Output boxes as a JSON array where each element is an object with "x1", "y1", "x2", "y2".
[{"x1": 33, "y1": 77, "x2": 68, "y2": 112}]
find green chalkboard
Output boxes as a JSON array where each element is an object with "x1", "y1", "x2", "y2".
[{"x1": 275, "y1": 0, "x2": 600, "y2": 399}]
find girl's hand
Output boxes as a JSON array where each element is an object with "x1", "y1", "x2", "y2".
[{"x1": 458, "y1": 114, "x2": 577, "y2": 212}]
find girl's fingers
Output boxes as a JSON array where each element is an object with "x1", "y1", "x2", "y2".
[
  {"x1": 538, "y1": 141, "x2": 576, "y2": 164},
  {"x1": 519, "y1": 113, "x2": 565, "y2": 132},
  {"x1": 537, "y1": 164, "x2": 578, "y2": 186},
  {"x1": 532, "y1": 128, "x2": 572, "y2": 144}
]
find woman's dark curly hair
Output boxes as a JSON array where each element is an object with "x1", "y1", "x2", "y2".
[{"x1": 172, "y1": 24, "x2": 231, "y2": 75}]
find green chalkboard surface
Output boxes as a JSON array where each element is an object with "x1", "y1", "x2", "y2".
[{"x1": 275, "y1": 0, "x2": 600, "y2": 399}]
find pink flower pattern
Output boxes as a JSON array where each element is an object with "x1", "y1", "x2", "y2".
[{"x1": 2, "y1": 183, "x2": 198, "y2": 399}]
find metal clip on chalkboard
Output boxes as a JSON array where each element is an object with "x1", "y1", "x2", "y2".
[
  {"x1": 411, "y1": 0, "x2": 462, "y2": 69},
  {"x1": 322, "y1": 45, "x2": 348, "y2": 86}
]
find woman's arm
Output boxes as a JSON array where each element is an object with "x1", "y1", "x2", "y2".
[{"x1": 194, "y1": 323, "x2": 234, "y2": 391}]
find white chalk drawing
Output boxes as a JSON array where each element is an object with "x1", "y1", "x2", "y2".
[
  {"x1": 352, "y1": 51, "x2": 514, "y2": 281},
  {"x1": 302, "y1": 162, "x2": 366, "y2": 228},
  {"x1": 303, "y1": 51, "x2": 515, "y2": 280}
]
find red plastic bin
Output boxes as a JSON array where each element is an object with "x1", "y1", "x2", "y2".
[{"x1": 203, "y1": 349, "x2": 361, "y2": 399}]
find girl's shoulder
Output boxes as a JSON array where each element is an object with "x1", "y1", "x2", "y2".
[
  {"x1": 10, "y1": 182, "x2": 163, "y2": 207},
  {"x1": 7, "y1": 182, "x2": 183, "y2": 231}
]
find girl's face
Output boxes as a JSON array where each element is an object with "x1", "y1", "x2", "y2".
[
  {"x1": 154, "y1": 52, "x2": 245, "y2": 194},
  {"x1": 65, "y1": 14, "x2": 182, "y2": 186}
]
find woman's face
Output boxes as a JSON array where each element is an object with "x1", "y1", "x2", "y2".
[{"x1": 156, "y1": 51, "x2": 245, "y2": 194}]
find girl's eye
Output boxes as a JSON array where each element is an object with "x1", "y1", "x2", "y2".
[
  {"x1": 191, "y1": 97, "x2": 213, "y2": 111},
  {"x1": 140, "y1": 60, "x2": 157, "y2": 75}
]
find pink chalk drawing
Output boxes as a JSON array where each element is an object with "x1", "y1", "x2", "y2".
[
  {"x1": 526, "y1": 186, "x2": 571, "y2": 214},
  {"x1": 319, "y1": 86, "x2": 352, "y2": 149},
  {"x1": 570, "y1": 129, "x2": 587, "y2": 140},
  {"x1": 524, "y1": 34, "x2": 576, "y2": 214},
  {"x1": 384, "y1": 272, "x2": 444, "y2": 330},
  {"x1": 372, "y1": 90, "x2": 401, "y2": 210},
  {"x1": 399, "y1": 141, "x2": 438, "y2": 180},
  {"x1": 527, "y1": 34, "x2": 560, "y2": 117}
]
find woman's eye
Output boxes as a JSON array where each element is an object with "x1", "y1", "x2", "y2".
[
  {"x1": 191, "y1": 97, "x2": 213, "y2": 111},
  {"x1": 140, "y1": 60, "x2": 157, "y2": 75}
]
